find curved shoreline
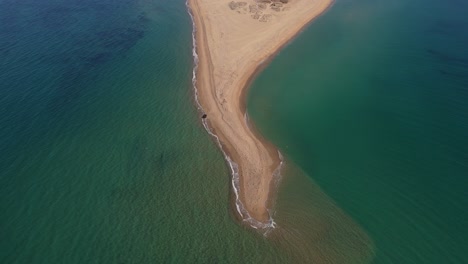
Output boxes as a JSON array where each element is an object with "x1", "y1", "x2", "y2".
[
  {"x1": 187, "y1": 0, "x2": 333, "y2": 228},
  {"x1": 186, "y1": 1, "x2": 281, "y2": 229}
]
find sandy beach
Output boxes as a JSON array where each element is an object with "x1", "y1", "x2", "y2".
[{"x1": 188, "y1": 0, "x2": 332, "y2": 225}]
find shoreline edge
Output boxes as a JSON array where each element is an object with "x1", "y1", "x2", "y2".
[{"x1": 186, "y1": 0, "x2": 333, "y2": 229}]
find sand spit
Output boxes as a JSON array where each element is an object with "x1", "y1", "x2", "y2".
[{"x1": 187, "y1": 0, "x2": 332, "y2": 227}]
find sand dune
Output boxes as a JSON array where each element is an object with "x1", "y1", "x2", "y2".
[{"x1": 188, "y1": 0, "x2": 332, "y2": 225}]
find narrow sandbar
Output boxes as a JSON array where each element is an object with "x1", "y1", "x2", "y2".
[{"x1": 188, "y1": 0, "x2": 332, "y2": 225}]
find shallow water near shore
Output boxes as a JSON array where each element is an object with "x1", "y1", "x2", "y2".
[
  {"x1": 248, "y1": 0, "x2": 468, "y2": 262},
  {"x1": 0, "y1": 0, "x2": 290, "y2": 262},
  {"x1": 1, "y1": 0, "x2": 466, "y2": 262},
  {"x1": 0, "y1": 0, "x2": 371, "y2": 262}
]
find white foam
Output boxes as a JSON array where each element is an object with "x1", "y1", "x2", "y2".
[{"x1": 186, "y1": 1, "x2": 282, "y2": 232}]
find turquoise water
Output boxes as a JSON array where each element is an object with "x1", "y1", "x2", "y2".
[
  {"x1": 248, "y1": 0, "x2": 468, "y2": 263},
  {"x1": 0, "y1": 0, "x2": 294, "y2": 262},
  {"x1": 1, "y1": 0, "x2": 374, "y2": 262},
  {"x1": 1, "y1": 0, "x2": 466, "y2": 262}
]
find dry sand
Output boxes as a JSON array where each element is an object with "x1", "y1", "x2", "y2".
[{"x1": 188, "y1": 0, "x2": 332, "y2": 225}]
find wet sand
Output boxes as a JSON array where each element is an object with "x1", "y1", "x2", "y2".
[{"x1": 188, "y1": 0, "x2": 332, "y2": 225}]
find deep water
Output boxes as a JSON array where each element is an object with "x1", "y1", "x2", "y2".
[
  {"x1": 2, "y1": 0, "x2": 466, "y2": 262},
  {"x1": 248, "y1": 0, "x2": 468, "y2": 263},
  {"x1": 0, "y1": 0, "x2": 296, "y2": 262}
]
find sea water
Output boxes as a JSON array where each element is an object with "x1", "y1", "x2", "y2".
[
  {"x1": 248, "y1": 0, "x2": 468, "y2": 263},
  {"x1": 0, "y1": 0, "x2": 294, "y2": 262}
]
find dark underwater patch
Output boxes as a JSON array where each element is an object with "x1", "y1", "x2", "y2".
[
  {"x1": 426, "y1": 19, "x2": 468, "y2": 37},
  {"x1": 43, "y1": 4, "x2": 149, "y2": 114},
  {"x1": 426, "y1": 49, "x2": 468, "y2": 67},
  {"x1": 0, "y1": 0, "x2": 152, "y2": 117},
  {"x1": 438, "y1": 69, "x2": 468, "y2": 80},
  {"x1": 83, "y1": 52, "x2": 113, "y2": 65},
  {"x1": 96, "y1": 27, "x2": 145, "y2": 53}
]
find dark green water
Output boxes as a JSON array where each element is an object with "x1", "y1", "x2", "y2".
[
  {"x1": 248, "y1": 0, "x2": 468, "y2": 263},
  {"x1": 0, "y1": 0, "x2": 296, "y2": 262},
  {"x1": 1, "y1": 0, "x2": 374, "y2": 262},
  {"x1": 1, "y1": 0, "x2": 466, "y2": 263}
]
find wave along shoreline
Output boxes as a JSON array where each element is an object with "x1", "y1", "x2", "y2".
[{"x1": 185, "y1": 1, "x2": 283, "y2": 231}]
